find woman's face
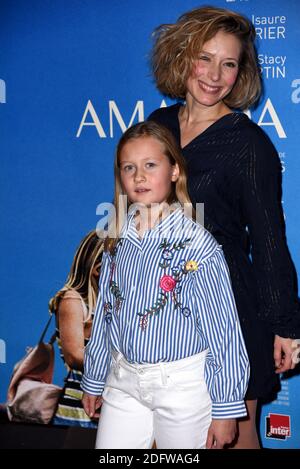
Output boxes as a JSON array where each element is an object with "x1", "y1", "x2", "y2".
[{"x1": 185, "y1": 31, "x2": 241, "y2": 108}]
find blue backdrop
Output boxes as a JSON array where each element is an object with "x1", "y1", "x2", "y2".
[{"x1": 0, "y1": 0, "x2": 299, "y2": 448}]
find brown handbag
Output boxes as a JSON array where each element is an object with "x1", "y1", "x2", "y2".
[{"x1": 6, "y1": 314, "x2": 62, "y2": 424}]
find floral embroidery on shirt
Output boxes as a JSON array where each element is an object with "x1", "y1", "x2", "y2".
[
  {"x1": 139, "y1": 292, "x2": 168, "y2": 331},
  {"x1": 185, "y1": 260, "x2": 198, "y2": 272},
  {"x1": 107, "y1": 239, "x2": 125, "y2": 317},
  {"x1": 159, "y1": 275, "x2": 176, "y2": 292},
  {"x1": 110, "y1": 281, "x2": 125, "y2": 313},
  {"x1": 138, "y1": 237, "x2": 197, "y2": 330},
  {"x1": 181, "y1": 306, "x2": 192, "y2": 318},
  {"x1": 170, "y1": 260, "x2": 196, "y2": 316},
  {"x1": 104, "y1": 302, "x2": 112, "y2": 324},
  {"x1": 158, "y1": 239, "x2": 191, "y2": 269}
]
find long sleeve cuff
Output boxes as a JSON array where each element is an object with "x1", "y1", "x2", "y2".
[
  {"x1": 81, "y1": 375, "x2": 105, "y2": 396},
  {"x1": 212, "y1": 400, "x2": 247, "y2": 419}
]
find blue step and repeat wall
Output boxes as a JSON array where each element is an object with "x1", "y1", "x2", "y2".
[{"x1": 0, "y1": 0, "x2": 299, "y2": 448}]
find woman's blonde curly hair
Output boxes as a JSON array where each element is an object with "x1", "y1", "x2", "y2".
[{"x1": 151, "y1": 6, "x2": 261, "y2": 110}]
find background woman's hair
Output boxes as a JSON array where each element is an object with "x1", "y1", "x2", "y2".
[
  {"x1": 49, "y1": 230, "x2": 104, "y2": 321},
  {"x1": 105, "y1": 120, "x2": 193, "y2": 253},
  {"x1": 151, "y1": 5, "x2": 261, "y2": 110}
]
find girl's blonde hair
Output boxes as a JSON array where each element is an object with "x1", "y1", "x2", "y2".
[
  {"x1": 49, "y1": 230, "x2": 105, "y2": 322},
  {"x1": 151, "y1": 5, "x2": 261, "y2": 110},
  {"x1": 105, "y1": 121, "x2": 193, "y2": 253}
]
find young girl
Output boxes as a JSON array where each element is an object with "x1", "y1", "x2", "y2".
[{"x1": 81, "y1": 121, "x2": 249, "y2": 449}]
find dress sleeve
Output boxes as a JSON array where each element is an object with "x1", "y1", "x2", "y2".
[
  {"x1": 81, "y1": 251, "x2": 112, "y2": 395},
  {"x1": 241, "y1": 128, "x2": 300, "y2": 338},
  {"x1": 193, "y1": 247, "x2": 250, "y2": 419}
]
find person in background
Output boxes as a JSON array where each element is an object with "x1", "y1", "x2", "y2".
[
  {"x1": 49, "y1": 230, "x2": 104, "y2": 428},
  {"x1": 148, "y1": 5, "x2": 300, "y2": 448}
]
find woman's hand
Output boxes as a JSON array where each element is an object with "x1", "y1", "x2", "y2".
[
  {"x1": 206, "y1": 419, "x2": 237, "y2": 449},
  {"x1": 274, "y1": 335, "x2": 298, "y2": 373},
  {"x1": 82, "y1": 392, "x2": 103, "y2": 419}
]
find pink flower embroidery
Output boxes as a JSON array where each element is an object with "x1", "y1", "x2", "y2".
[{"x1": 159, "y1": 275, "x2": 176, "y2": 292}]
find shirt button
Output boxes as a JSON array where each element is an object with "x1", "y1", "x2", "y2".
[{"x1": 138, "y1": 369, "x2": 144, "y2": 375}]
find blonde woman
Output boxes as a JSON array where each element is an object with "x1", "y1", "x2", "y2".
[
  {"x1": 49, "y1": 230, "x2": 104, "y2": 427},
  {"x1": 149, "y1": 6, "x2": 300, "y2": 448}
]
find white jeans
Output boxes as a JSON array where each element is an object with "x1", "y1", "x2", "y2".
[{"x1": 96, "y1": 350, "x2": 212, "y2": 449}]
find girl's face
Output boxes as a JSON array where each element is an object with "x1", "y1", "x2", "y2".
[
  {"x1": 186, "y1": 31, "x2": 241, "y2": 108},
  {"x1": 119, "y1": 136, "x2": 179, "y2": 207}
]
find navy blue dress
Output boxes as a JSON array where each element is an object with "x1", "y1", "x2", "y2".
[{"x1": 149, "y1": 103, "x2": 300, "y2": 399}]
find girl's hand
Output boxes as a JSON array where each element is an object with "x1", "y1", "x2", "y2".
[
  {"x1": 274, "y1": 335, "x2": 297, "y2": 373},
  {"x1": 82, "y1": 392, "x2": 103, "y2": 419},
  {"x1": 206, "y1": 419, "x2": 237, "y2": 449}
]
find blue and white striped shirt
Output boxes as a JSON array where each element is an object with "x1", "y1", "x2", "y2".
[{"x1": 82, "y1": 209, "x2": 250, "y2": 418}]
